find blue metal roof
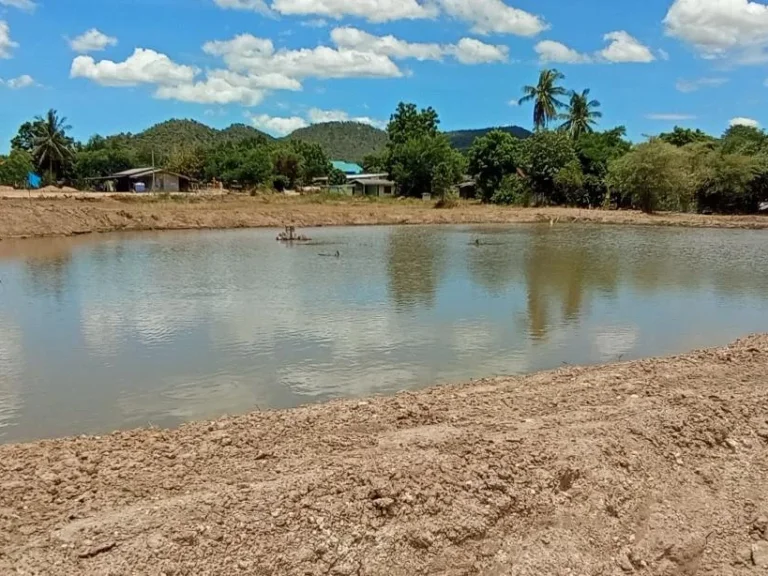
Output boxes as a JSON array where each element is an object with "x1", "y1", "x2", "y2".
[{"x1": 331, "y1": 161, "x2": 363, "y2": 175}]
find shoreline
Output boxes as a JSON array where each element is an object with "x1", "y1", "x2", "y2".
[
  {"x1": 1, "y1": 195, "x2": 768, "y2": 241},
  {"x1": 2, "y1": 336, "x2": 767, "y2": 574}
]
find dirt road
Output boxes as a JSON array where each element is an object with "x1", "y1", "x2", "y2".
[
  {"x1": 1, "y1": 336, "x2": 767, "y2": 575},
  {"x1": 1, "y1": 194, "x2": 767, "y2": 240}
]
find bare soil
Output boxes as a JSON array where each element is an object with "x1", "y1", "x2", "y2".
[
  {"x1": 1, "y1": 336, "x2": 767, "y2": 575},
  {"x1": 1, "y1": 194, "x2": 767, "y2": 240}
]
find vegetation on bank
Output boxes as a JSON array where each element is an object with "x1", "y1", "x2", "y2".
[{"x1": 1, "y1": 68, "x2": 767, "y2": 214}]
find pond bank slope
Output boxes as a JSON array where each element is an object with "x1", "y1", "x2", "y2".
[
  {"x1": 2, "y1": 336, "x2": 767, "y2": 575},
  {"x1": 1, "y1": 196, "x2": 768, "y2": 239}
]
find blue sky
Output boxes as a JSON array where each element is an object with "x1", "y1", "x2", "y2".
[{"x1": 0, "y1": 0, "x2": 766, "y2": 149}]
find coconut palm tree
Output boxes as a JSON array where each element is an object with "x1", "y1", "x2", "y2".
[
  {"x1": 558, "y1": 89, "x2": 602, "y2": 139},
  {"x1": 518, "y1": 69, "x2": 568, "y2": 131},
  {"x1": 31, "y1": 109, "x2": 73, "y2": 182}
]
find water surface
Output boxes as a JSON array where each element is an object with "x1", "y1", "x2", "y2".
[{"x1": 1, "y1": 224, "x2": 767, "y2": 442}]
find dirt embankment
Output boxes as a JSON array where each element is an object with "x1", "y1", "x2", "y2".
[
  {"x1": 1, "y1": 195, "x2": 768, "y2": 240},
  {"x1": 1, "y1": 337, "x2": 767, "y2": 575}
]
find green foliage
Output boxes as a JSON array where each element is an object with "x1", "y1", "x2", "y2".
[
  {"x1": 720, "y1": 125, "x2": 767, "y2": 155},
  {"x1": 272, "y1": 148, "x2": 304, "y2": 189},
  {"x1": 659, "y1": 126, "x2": 715, "y2": 147},
  {"x1": 554, "y1": 160, "x2": 586, "y2": 206},
  {"x1": 288, "y1": 139, "x2": 330, "y2": 184},
  {"x1": 362, "y1": 153, "x2": 387, "y2": 173},
  {"x1": 446, "y1": 125, "x2": 530, "y2": 151},
  {"x1": 385, "y1": 103, "x2": 463, "y2": 198},
  {"x1": 558, "y1": 89, "x2": 602, "y2": 139},
  {"x1": 0, "y1": 149, "x2": 35, "y2": 187},
  {"x1": 606, "y1": 140, "x2": 694, "y2": 213},
  {"x1": 574, "y1": 127, "x2": 631, "y2": 206},
  {"x1": 467, "y1": 130, "x2": 522, "y2": 202},
  {"x1": 30, "y1": 109, "x2": 75, "y2": 181},
  {"x1": 491, "y1": 175, "x2": 532, "y2": 206},
  {"x1": 519, "y1": 69, "x2": 569, "y2": 131},
  {"x1": 287, "y1": 121, "x2": 388, "y2": 164},
  {"x1": 520, "y1": 130, "x2": 578, "y2": 203},
  {"x1": 328, "y1": 167, "x2": 347, "y2": 185},
  {"x1": 692, "y1": 149, "x2": 762, "y2": 213},
  {"x1": 11, "y1": 121, "x2": 42, "y2": 152}
]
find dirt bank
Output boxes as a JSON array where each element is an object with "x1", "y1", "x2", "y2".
[
  {"x1": 1, "y1": 195, "x2": 767, "y2": 240},
  {"x1": 1, "y1": 337, "x2": 767, "y2": 575}
]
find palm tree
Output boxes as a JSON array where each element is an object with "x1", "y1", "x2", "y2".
[
  {"x1": 32, "y1": 109, "x2": 73, "y2": 182},
  {"x1": 558, "y1": 89, "x2": 602, "y2": 139},
  {"x1": 519, "y1": 69, "x2": 568, "y2": 131}
]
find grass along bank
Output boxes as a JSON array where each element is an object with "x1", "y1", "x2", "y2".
[{"x1": 1, "y1": 195, "x2": 768, "y2": 240}]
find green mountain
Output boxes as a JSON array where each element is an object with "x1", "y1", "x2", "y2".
[
  {"x1": 446, "y1": 125, "x2": 532, "y2": 151},
  {"x1": 286, "y1": 121, "x2": 388, "y2": 164}
]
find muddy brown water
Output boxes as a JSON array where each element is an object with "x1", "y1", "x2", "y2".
[{"x1": 1, "y1": 224, "x2": 767, "y2": 443}]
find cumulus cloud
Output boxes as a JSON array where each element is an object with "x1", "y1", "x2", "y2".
[
  {"x1": 307, "y1": 107, "x2": 386, "y2": 128},
  {"x1": 204, "y1": 34, "x2": 402, "y2": 79},
  {"x1": 0, "y1": 0, "x2": 35, "y2": 11},
  {"x1": 0, "y1": 21, "x2": 18, "y2": 59},
  {"x1": 599, "y1": 31, "x2": 655, "y2": 62},
  {"x1": 535, "y1": 40, "x2": 592, "y2": 63},
  {"x1": 155, "y1": 69, "x2": 300, "y2": 106},
  {"x1": 664, "y1": 0, "x2": 768, "y2": 61},
  {"x1": 70, "y1": 48, "x2": 198, "y2": 86},
  {"x1": 534, "y1": 32, "x2": 654, "y2": 64},
  {"x1": 247, "y1": 113, "x2": 309, "y2": 135},
  {"x1": 330, "y1": 27, "x2": 507, "y2": 64},
  {"x1": 729, "y1": 116, "x2": 760, "y2": 128},
  {"x1": 645, "y1": 113, "x2": 697, "y2": 120},
  {"x1": 438, "y1": 0, "x2": 546, "y2": 36},
  {"x1": 1, "y1": 74, "x2": 35, "y2": 89},
  {"x1": 675, "y1": 76, "x2": 728, "y2": 92},
  {"x1": 270, "y1": 0, "x2": 437, "y2": 22},
  {"x1": 213, "y1": 0, "x2": 271, "y2": 14},
  {"x1": 69, "y1": 29, "x2": 118, "y2": 53}
]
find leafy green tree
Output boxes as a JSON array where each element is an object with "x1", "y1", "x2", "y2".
[
  {"x1": 0, "y1": 149, "x2": 35, "y2": 187},
  {"x1": 691, "y1": 149, "x2": 762, "y2": 213},
  {"x1": 720, "y1": 125, "x2": 767, "y2": 155},
  {"x1": 289, "y1": 140, "x2": 330, "y2": 184},
  {"x1": 31, "y1": 109, "x2": 75, "y2": 181},
  {"x1": 165, "y1": 146, "x2": 206, "y2": 180},
  {"x1": 272, "y1": 148, "x2": 304, "y2": 189},
  {"x1": 558, "y1": 89, "x2": 602, "y2": 139},
  {"x1": 386, "y1": 102, "x2": 439, "y2": 146},
  {"x1": 519, "y1": 130, "x2": 578, "y2": 203},
  {"x1": 491, "y1": 175, "x2": 532, "y2": 205},
  {"x1": 237, "y1": 147, "x2": 273, "y2": 186},
  {"x1": 11, "y1": 121, "x2": 43, "y2": 152},
  {"x1": 74, "y1": 147, "x2": 136, "y2": 181},
  {"x1": 575, "y1": 127, "x2": 631, "y2": 206},
  {"x1": 467, "y1": 130, "x2": 522, "y2": 202},
  {"x1": 554, "y1": 159, "x2": 586, "y2": 206},
  {"x1": 606, "y1": 140, "x2": 694, "y2": 213},
  {"x1": 659, "y1": 126, "x2": 715, "y2": 147},
  {"x1": 362, "y1": 153, "x2": 387, "y2": 173},
  {"x1": 519, "y1": 69, "x2": 568, "y2": 131},
  {"x1": 432, "y1": 153, "x2": 466, "y2": 200},
  {"x1": 328, "y1": 167, "x2": 347, "y2": 185}
]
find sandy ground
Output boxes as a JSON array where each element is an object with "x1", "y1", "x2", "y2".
[
  {"x1": 1, "y1": 194, "x2": 768, "y2": 240},
  {"x1": 1, "y1": 336, "x2": 767, "y2": 575}
]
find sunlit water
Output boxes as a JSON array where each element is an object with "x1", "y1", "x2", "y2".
[{"x1": 1, "y1": 224, "x2": 767, "y2": 443}]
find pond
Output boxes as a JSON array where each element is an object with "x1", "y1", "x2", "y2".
[{"x1": 1, "y1": 224, "x2": 767, "y2": 443}]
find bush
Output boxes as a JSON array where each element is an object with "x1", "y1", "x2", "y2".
[
  {"x1": 491, "y1": 175, "x2": 532, "y2": 206},
  {"x1": 273, "y1": 175, "x2": 289, "y2": 192}
]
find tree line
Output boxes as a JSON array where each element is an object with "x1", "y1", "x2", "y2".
[{"x1": 2, "y1": 69, "x2": 767, "y2": 214}]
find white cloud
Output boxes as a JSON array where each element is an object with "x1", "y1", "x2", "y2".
[
  {"x1": 213, "y1": 0, "x2": 271, "y2": 14},
  {"x1": 301, "y1": 18, "x2": 328, "y2": 27},
  {"x1": 69, "y1": 29, "x2": 118, "y2": 53},
  {"x1": 154, "y1": 69, "x2": 300, "y2": 106},
  {"x1": 675, "y1": 76, "x2": 728, "y2": 92},
  {"x1": 0, "y1": 21, "x2": 18, "y2": 59},
  {"x1": 438, "y1": 0, "x2": 547, "y2": 36},
  {"x1": 645, "y1": 113, "x2": 697, "y2": 120},
  {"x1": 451, "y1": 37, "x2": 508, "y2": 64},
  {"x1": 204, "y1": 34, "x2": 402, "y2": 79},
  {"x1": 729, "y1": 116, "x2": 760, "y2": 128},
  {"x1": 658, "y1": 48, "x2": 670, "y2": 60},
  {"x1": 599, "y1": 31, "x2": 655, "y2": 62},
  {"x1": 247, "y1": 113, "x2": 309, "y2": 135},
  {"x1": 535, "y1": 32, "x2": 654, "y2": 64},
  {"x1": 70, "y1": 48, "x2": 199, "y2": 87},
  {"x1": 307, "y1": 107, "x2": 386, "y2": 128},
  {"x1": 271, "y1": 0, "x2": 437, "y2": 22},
  {"x1": 664, "y1": 0, "x2": 768, "y2": 61},
  {"x1": 330, "y1": 27, "x2": 507, "y2": 64},
  {"x1": 534, "y1": 40, "x2": 592, "y2": 63},
  {"x1": 508, "y1": 99, "x2": 519, "y2": 106},
  {"x1": 0, "y1": 0, "x2": 35, "y2": 11},
  {"x1": 1, "y1": 74, "x2": 35, "y2": 89}
]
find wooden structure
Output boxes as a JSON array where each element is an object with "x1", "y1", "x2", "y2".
[
  {"x1": 92, "y1": 168, "x2": 197, "y2": 193},
  {"x1": 349, "y1": 178, "x2": 395, "y2": 197}
]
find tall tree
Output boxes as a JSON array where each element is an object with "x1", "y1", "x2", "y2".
[
  {"x1": 519, "y1": 69, "x2": 568, "y2": 131},
  {"x1": 31, "y1": 109, "x2": 74, "y2": 180},
  {"x1": 558, "y1": 89, "x2": 602, "y2": 139}
]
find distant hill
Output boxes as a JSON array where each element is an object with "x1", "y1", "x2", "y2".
[
  {"x1": 446, "y1": 125, "x2": 532, "y2": 151},
  {"x1": 286, "y1": 122, "x2": 388, "y2": 163}
]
